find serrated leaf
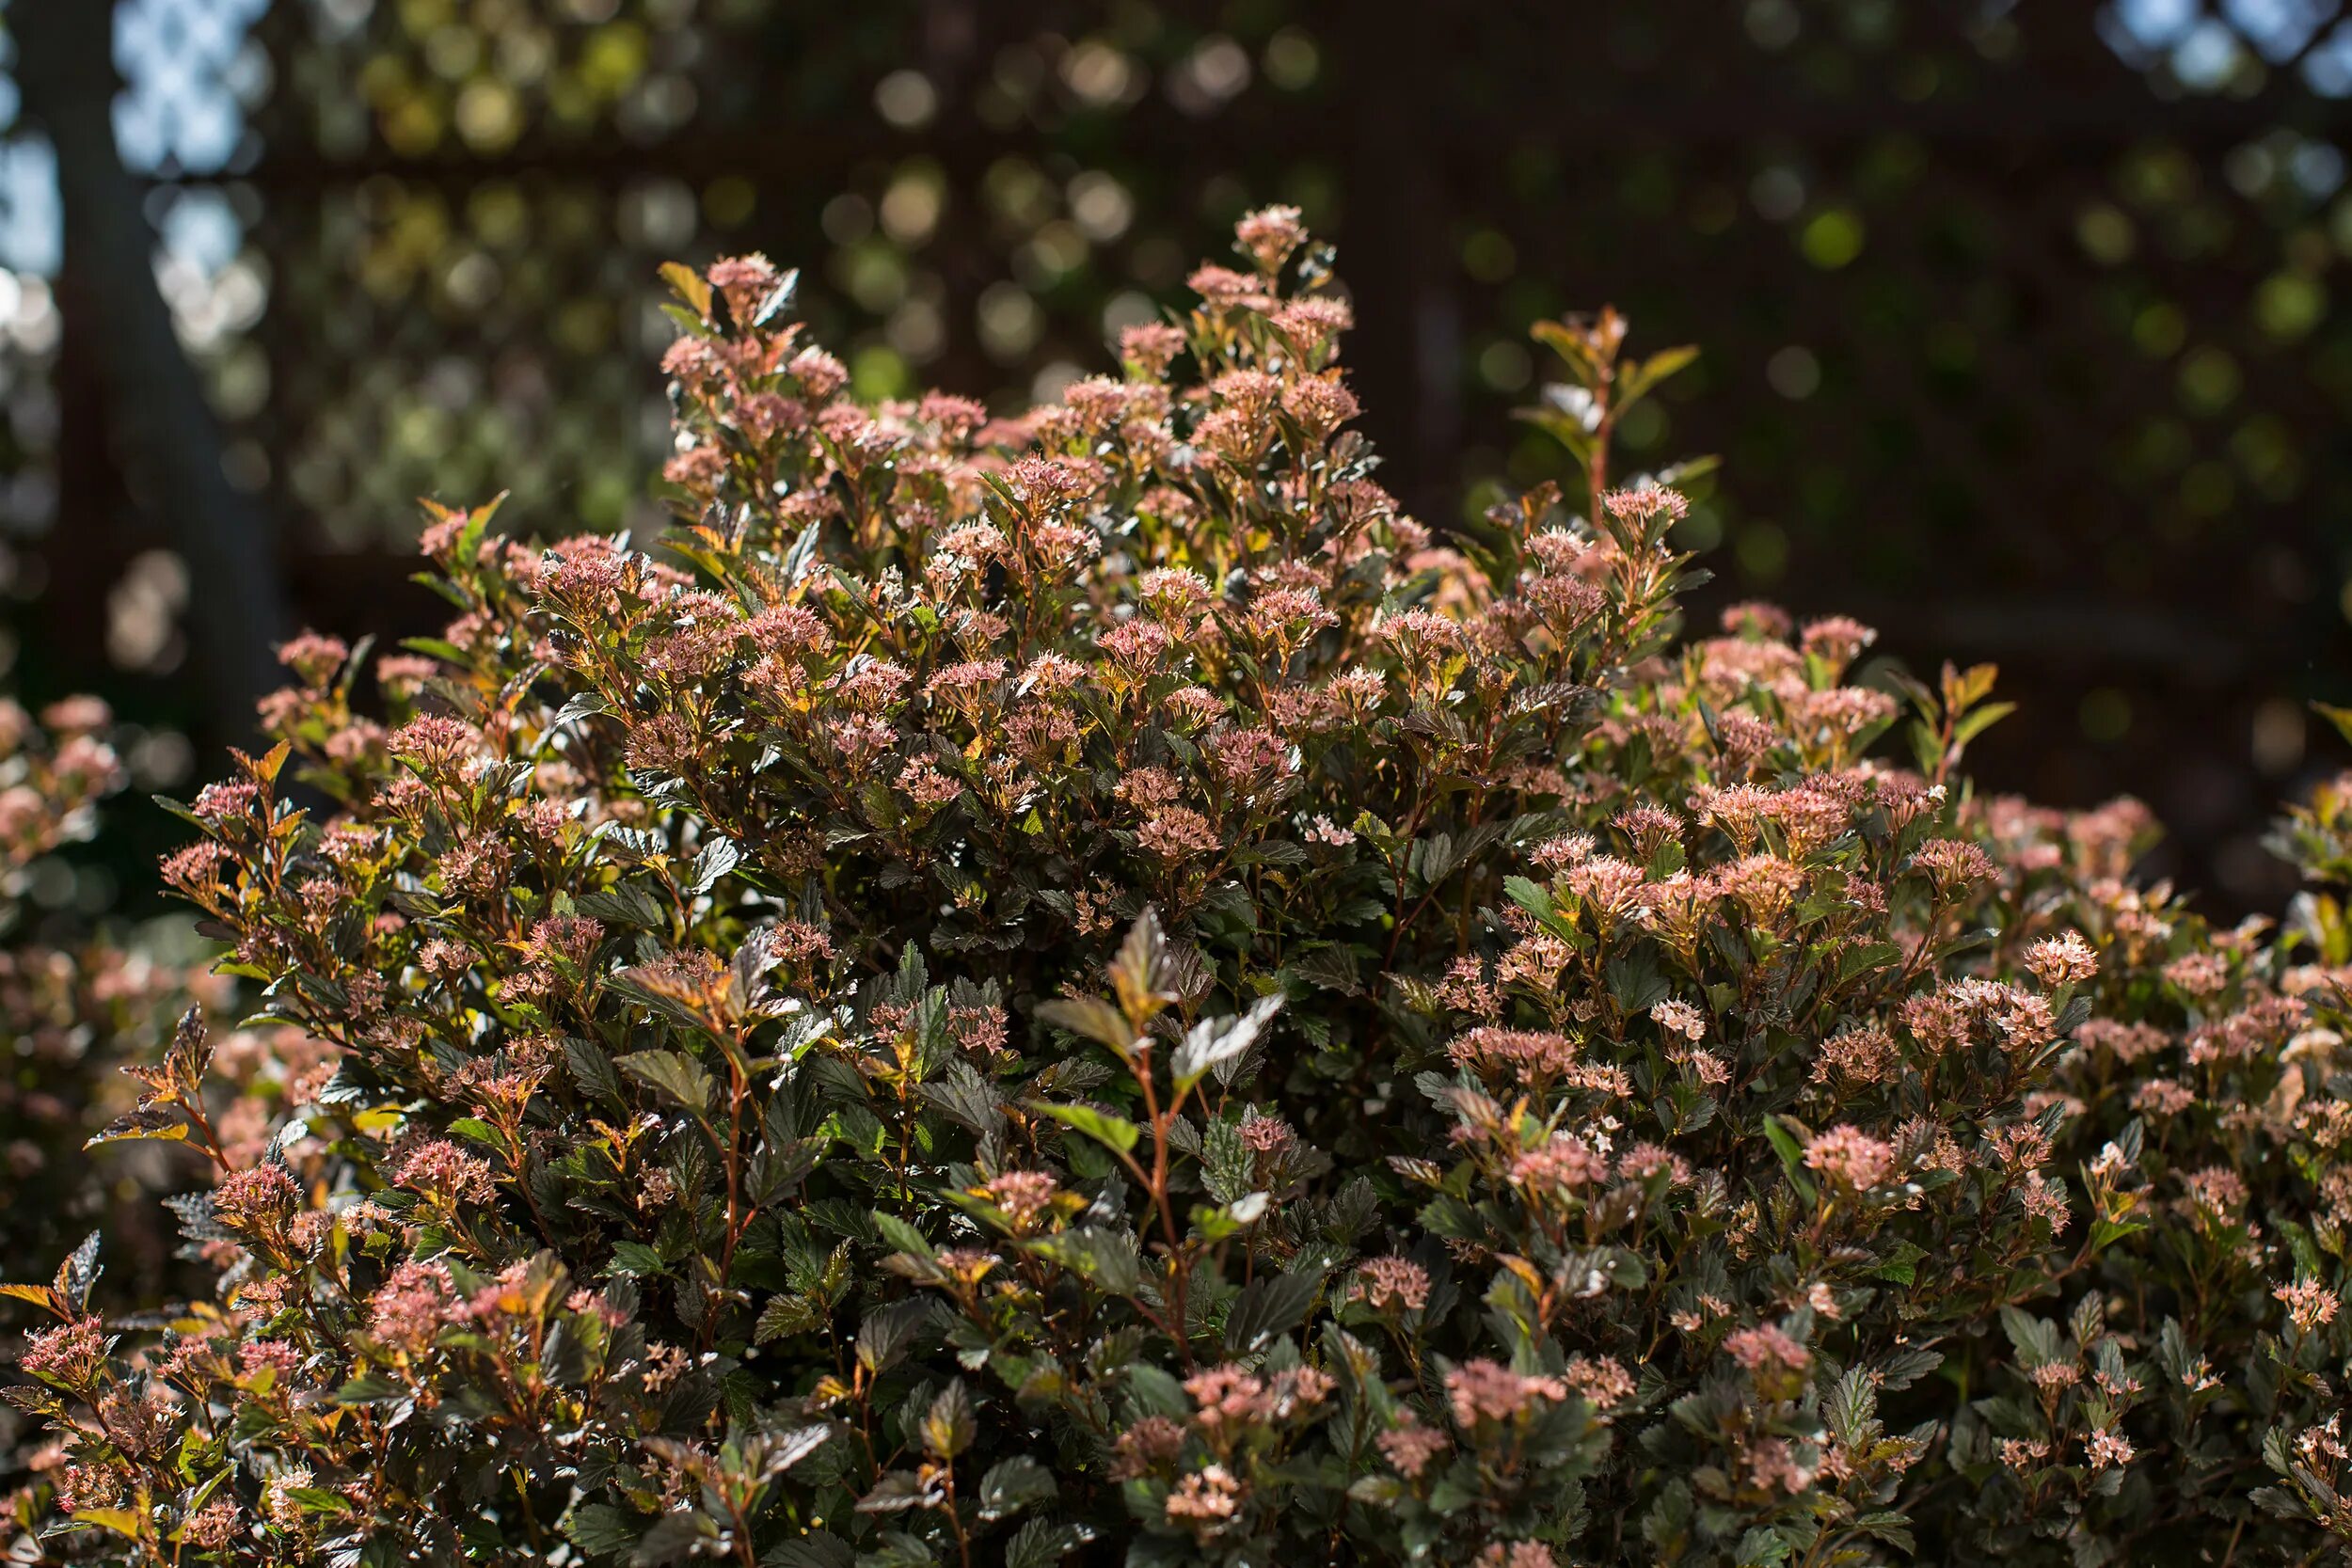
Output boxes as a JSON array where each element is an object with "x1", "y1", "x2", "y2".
[
  {"x1": 565, "y1": 1037, "x2": 628, "y2": 1106},
  {"x1": 617, "y1": 1051, "x2": 715, "y2": 1116},
  {"x1": 752, "y1": 269, "x2": 801, "y2": 327},
  {"x1": 1872, "y1": 1240, "x2": 1926, "y2": 1286},
  {"x1": 1021, "y1": 1227, "x2": 1141, "y2": 1296},
  {"x1": 1033, "y1": 996, "x2": 1136, "y2": 1055},
  {"x1": 755, "y1": 1424, "x2": 834, "y2": 1479},
  {"x1": 1003, "y1": 1517, "x2": 1093, "y2": 1568},
  {"x1": 1030, "y1": 1100, "x2": 1140, "y2": 1154},
  {"x1": 1951, "y1": 700, "x2": 2017, "y2": 749},
  {"x1": 689, "y1": 836, "x2": 739, "y2": 895},
  {"x1": 660, "y1": 261, "x2": 713, "y2": 318},
  {"x1": 1170, "y1": 993, "x2": 1284, "y2": 1092},
  {"x1": 919, "y1": 1379, "x2": 976, "y2": 1459},
  {"x1": 977, "y1": 1455, "x2": 1057, "y2": 1522},
  {"x1": 2090, "y1": 1217, "x2": 2147, "y2": 1251},
  {"x1": 762, "y1": 1531, "x2": 854, "y2": 1568},
  {"x1": 55, "y1": 1232, "x2": 101, "y2": 1313},
  {"x1": 576, "y1": 882, "x2": 665, "y2": 929},
  {"x1": 0, "y1": 1283, "x2": 63, "y2": 1316},
  {"x1": 855, "y1": 1471, "x2": 942, "y2": 1514},
  {"x1": 1222, "y1": 1267, "x2": 1322, "y2": 1354},
  {"x1": 334, "y1": 1374, "x2": 402, "y2": 1404},
  {"x1": 1762, "y1": 1116, "x2": 1818, "y2": 1205},
  {"x1": 755, "y1": 1293, "x2": 826, "y2": 1344},
  {"x1": 857, "y1": 1299, "x2": 936, "y2": 1373},
  {"x1": 1106, "y1": 909, "x2": 1170, "y2": 1022},
  {"x1": 85, "y1": 1106, "x2": 190, "y2": 1149},
  {"x1": 1288, "y1": 945, "x2": 1362, "y2": 996},
  {"x1": 872, "y1": 1212, "x2": 935, "y2": 1261},
  {"x1": 633, "y1": 1510, "x2": 719, "y2": 1566},
  {"x1": 606, "y1": 1241, "x2": 667, "y2": 1278},
  {"x1": 1502, "y1": 875, "x2": 1556, "y2": 923},
  {"x1": 548, "y1": 690, "x2": 611, "y2": 731},
  {"x1": 564, "y1": 1503, "x2": 642, "y2": 1556},
  {"x1": 448, "y1": 1117, "x2": 504, "y2": 1149},
  {"x1": 1836, "y1": 942, "x2": 1902, "y2": 983},
  {"x1": 1621, "y1": 342, "x2": 1700, "y2": 404},
  {"x1": 68, "y1": 1509, "x2": 145, "y2": 1542}
]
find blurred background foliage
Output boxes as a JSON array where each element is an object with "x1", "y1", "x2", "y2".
[{"x1": 0, "y1": 0, "x2": 2348, "y2": 924}]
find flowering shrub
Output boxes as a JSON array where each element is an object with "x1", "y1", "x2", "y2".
[
  {"x1": 0, "y1": 695, "x2": 140, "y2": 1247},
  {"x1": 0, "y1": 698, "x2": 200, "y2": 1504},
  {"x1": 0, "y1": 697, "x2": 232, "y2": 1293},
  {"x1": 9, "y1": 211, "x2": 2352, "y2": 1567}
]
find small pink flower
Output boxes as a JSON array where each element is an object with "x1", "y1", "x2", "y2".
[
  {"x1": 1354, "y1": 1256, "x2": 1432, "y2": 1313},
  {"x1": 213, "y1": 1164, "x2": 302, "y2": 1227},
  {"x1": 2024, "y1": 930, "x2": 2099, "y2": 986},
  {"x1": 1650, "y1": 998, "x2": 1707, "y2": 1041},
  {"x1": 1233, "y1": 204, "x2": 1306, "y2": 269},
  {"x1": 980, "y1": 1170, "x2": 1061, "y2": 1228},
  {"x1": 1377, "y1": 1413, "x2": 1449, "y2": 1478},
  {"x1": 21, "y1": 1317, "x2": 107, "y2": 1386},
  {"x1": 1163, "y1": 1464, "x2": 1244, "y2": 1528},
  {"x1": 1444, "y1": 1360, "x2": 1568, "y2": 1427},
  {"x1": 1724, "y1": 1324, "x2": 1810, "y2": 1375},
  {"x1": 392, "y1": 1139, "x2": 496, "y2": 1207},
  {"x1": 1804, "y1": 1125, "x2": 1895, "y2": 1192},
  {"x1": 1239, "y1": 1113, "x2": 1295, "y2": 1154},
  {"x1": 1564, "y1": 1354, "x2": 1637, "y2": 1409},
  {"x1": 2276, "y1": 1278, "x2": 2341, "y2": 1333}
]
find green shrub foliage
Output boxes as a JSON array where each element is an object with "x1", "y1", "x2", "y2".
[{"x1": 10, "y1": 211, "x2": 2352, "y2": 1567}]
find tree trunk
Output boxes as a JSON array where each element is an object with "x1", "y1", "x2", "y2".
[{"x1": 16, "y1": 0, "x2": 290, "y2": 738}]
